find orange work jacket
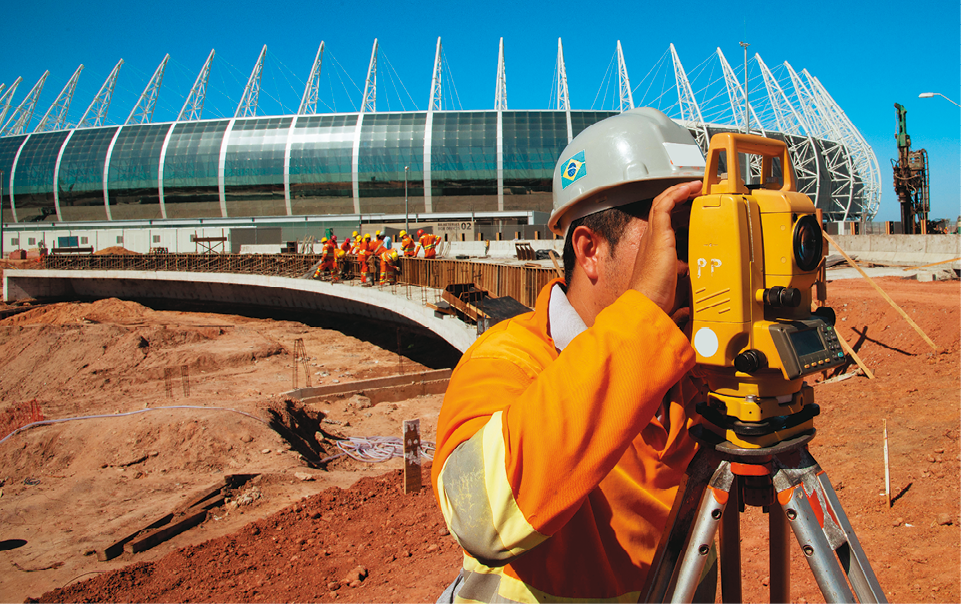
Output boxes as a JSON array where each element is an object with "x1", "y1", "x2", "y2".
[
  {"x1": 432, "y1": 279, "x2": 705, "y2": 602},
  {"x1": 400, "y1": 235, "x2": 416, "y2": 256}
]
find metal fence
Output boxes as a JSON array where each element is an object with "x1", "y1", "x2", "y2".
[{"x1": 41, "y1": 253, "x2": 558, "y2": 309}]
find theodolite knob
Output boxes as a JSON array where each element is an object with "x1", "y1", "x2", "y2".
[
  {"x1": 734, "y1": 349, "x2": 764, "y2": 373},
  {"x1": 762, "y1": 286, "x2": 801, "y2": 308}
]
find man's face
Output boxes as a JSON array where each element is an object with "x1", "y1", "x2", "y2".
[{"x1": 601, "y1": 204, "x2": 692, "y2": 332}]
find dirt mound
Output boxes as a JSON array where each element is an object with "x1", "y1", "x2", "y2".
[
  {"x1": 2, "y1": 298, "x2": 154, "y2": 325},
  {"x1": 94, "y1": 247, "x2": 140, "y2": 256},
  {"x1": 0, "y1": 300, "x2": 288, "y2": 409},
  {"x1": 39, "y1": 468, "x2": 460, "y2": 603}
]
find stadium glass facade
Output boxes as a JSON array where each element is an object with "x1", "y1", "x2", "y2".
[
  {"x1": 0, "y1": 110, "x2": 621, "y2": 225},
  {"x1": 0, "y1": 108, "x2": 859, "y2": 225}
]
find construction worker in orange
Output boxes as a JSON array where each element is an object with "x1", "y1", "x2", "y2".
[
  {"x1": 431, "y1": 109, "x2": 714, "y2": 603},
  {"x1": 351, "y1": 233, "x2": 368, "y2": 255},
  {"x1": 370, "y1": 230, "x2": 386, "y2": 256},
  {"x1": 379, "y1": 249, "x2": 399, "y2": 285},
  {"x1": 356, "y1": 234, "x2": 372, "y2": 282},
  {"x1": 419, "y1": 230, "x2": 440, "y2": 259},
  {"x1": 316, "y1": 237, "x2": 337, "y2": 280},
  {"x1": 399, "y1": 230, "x2": 416, "y2": 257},
  {"x1": 340, "y1": 235, "x2": 353, "y2": 254},
  {"x1": 335, "y1": 248, "x2": 349, "y2": 281}
]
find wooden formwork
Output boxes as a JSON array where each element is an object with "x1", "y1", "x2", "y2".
[
  {"x1": 43, "y1": 253, "x2": 326, "y2": 278},
  {"x1": 41, "y1": 254, "x2": 557, "y2": 309},
  {"x1": 399, "y1": 259, "x2": 554, "y2": 308}
]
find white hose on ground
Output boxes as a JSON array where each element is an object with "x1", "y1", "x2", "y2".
[
  {"x1": 329, "y1": 436, "x2": 435, "y2": 464},
  {"x1": 0, "y1": 405, "x2": 269, "y2": 445},
  {"x1": 0, "y1": 407, "x2": 436, "y2": 468}
]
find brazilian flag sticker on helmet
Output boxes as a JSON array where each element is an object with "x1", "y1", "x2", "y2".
[{"x1": 561, "y1": 150, "x2": 587, "y2": 189}]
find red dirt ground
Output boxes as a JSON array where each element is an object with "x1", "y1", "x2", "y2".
[{"x1": 0, "y1": 273, "x2": 958, "y2": 603}]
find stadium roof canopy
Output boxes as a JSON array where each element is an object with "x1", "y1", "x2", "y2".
[{"x1": 0, "y1": 39, "x2": 879, "y2": 225}]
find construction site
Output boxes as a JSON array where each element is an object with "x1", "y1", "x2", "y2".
[{"x1": 0, "y1": 231, "x2": 956, "y2": 603}]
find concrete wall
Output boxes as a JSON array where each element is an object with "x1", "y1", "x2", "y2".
[
  {"x1": 3, "y1": 270, "x2": 479, "y2": 353},
  {"x1": 830, "y1": 234, "x2": 960, "y2": 269},
  {"x1": 7, "y1": 227, "x2": 238, "y2": 255}
]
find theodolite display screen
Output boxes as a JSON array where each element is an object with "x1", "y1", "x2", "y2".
[
  {"x1": 769, "y1": 318, "x2": 846, "y2": 379},
  {"x1": 789, "y1": 328, "x2": 825, "y2": 357}
]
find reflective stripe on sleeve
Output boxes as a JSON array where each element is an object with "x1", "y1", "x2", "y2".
[
  {"x1": 457, "y1": 558, "x2": 644, "y2": 604},
  {"x1": 437, "y1": 411, "x2": 547, "y2": 565}
]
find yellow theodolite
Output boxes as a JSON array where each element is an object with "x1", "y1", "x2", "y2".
[{"x1": 688, "y1": 132, "x2": 844, "y2": 448}]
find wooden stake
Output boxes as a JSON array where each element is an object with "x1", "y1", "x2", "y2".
[
  {"x1": 883, "y1": 419, "x2": 891, "y2": 508},
  {"x1": 834, "y1": 330, "x2": 875, "y2": 379},
  {"x1": 822, "y1": 231, "x2": 939, "y2": 352},
  {"x1": 900, "y1": 257, "x2": 961, "y2": 271},
  {"x1": 815, "y1": 209, "x2": 828, "y2": 306},
  {"x1": 403, "y1": 419, "x2": 422, "y2": 494},
  {"x1": 548, "y1": 249, "x2": 564, "y2": 280}
]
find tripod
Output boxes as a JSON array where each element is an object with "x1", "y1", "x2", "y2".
[{"x1": 641, "y1": 426, "x2": 887, "y2": 603}]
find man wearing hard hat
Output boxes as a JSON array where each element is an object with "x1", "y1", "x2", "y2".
[
  {"x1": 432, "y1": 108, "x2": 714, "y2": 603},
  {"x1": 315, "y1": 237, "x2": 337, "y2": 280},
  {"x1": 399, "y1": 230, "x2": 417, "y2": 257}
]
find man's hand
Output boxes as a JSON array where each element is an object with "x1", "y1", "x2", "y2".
[{"x1": 629, "y1": 181, "x2": 702, "y2": 314}]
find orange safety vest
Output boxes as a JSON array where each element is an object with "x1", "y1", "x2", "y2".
[
  {"x1": 401, "y1": 235, "x2": 416, "y2": 256},
  {"x1": 320, "y1": 242, "x2": 336, "y2": 266},
  {"x1": 433, "y1": 279, "x2": 703, "y2": 602},
  {"x1": 379, "y1": 252, "x2": 398, "y2": 282}
]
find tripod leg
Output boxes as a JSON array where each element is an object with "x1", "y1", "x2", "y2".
[
  {"x1": 640, "y1": 448, "x2": 725, "y2": 603},
  {"x1": 774, "y1": 449, "x2": 887, "y2": 603},
  {"x1": 663, "y1": 460, "x2": 734, "y2": 603},
  {"x1": 718, "y1": 480, "x2": 741, "y2": 603},
  {"x1": 816, "y1": 469, "x2": 886, "y2": 602},
  {"x1": 769, "y1": 503, "x2": 790, "y2": 603}
]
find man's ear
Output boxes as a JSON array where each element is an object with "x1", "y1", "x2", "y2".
[{"x1": 570, "y1": 225, "x2": 604, "y2": 283}]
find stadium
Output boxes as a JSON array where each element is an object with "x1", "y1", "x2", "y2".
[{"x1": 0, "y1": 39, "x2": 880, "y2": 251}]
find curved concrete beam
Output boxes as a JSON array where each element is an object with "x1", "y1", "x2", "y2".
[{"x1": 3, "y1": 269, "x2": 479, "y2": 353}]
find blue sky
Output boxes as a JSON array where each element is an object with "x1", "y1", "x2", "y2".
[{"x1": 1, "y1": 0, "x2": 958, "y2": 222}]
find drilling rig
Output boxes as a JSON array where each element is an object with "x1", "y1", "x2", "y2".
[{"x1": 892, "y1": 103, "x2": 930, "y2": 234}]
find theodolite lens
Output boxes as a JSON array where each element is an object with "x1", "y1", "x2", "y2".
[{"x1": 793, "y1": 215, "x2": 823, "y2": 271}]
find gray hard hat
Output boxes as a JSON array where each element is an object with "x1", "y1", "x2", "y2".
[{"x1": 549, "y1": 107, "x2": 706, "y2": 235}]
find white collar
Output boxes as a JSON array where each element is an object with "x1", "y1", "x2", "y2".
[{"x1": 548, "y1": 283, "x2": 588, "y2": 352}]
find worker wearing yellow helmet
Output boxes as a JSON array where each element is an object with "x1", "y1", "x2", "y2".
[
  {"x1": 379, "y1": 248, "x2": 400, "y2": 285},
  {"x1": 316, "y1": 236, "x2": 337, "y2": 280},
  {"x1": 334, "y1": 248, "x2": 349, "y2": 281},
  {"x1": 400, "y1": 230, "x2": 416, "y2": 257}
]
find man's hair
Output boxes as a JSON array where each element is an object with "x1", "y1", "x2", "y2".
[{"x1": 561, "y1": 199, "x2": 653, "y2": 285}]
